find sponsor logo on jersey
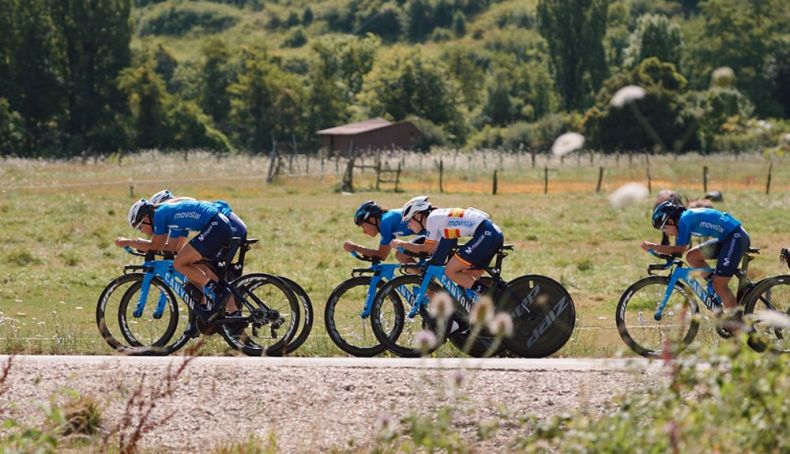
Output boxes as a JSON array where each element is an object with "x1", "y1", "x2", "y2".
[
  {"x1": 174, "y1": 211, "x2": 202, "y2": 220},
  {"x1": 699, "y1": 221, "x2": 725, "y2": 233}
]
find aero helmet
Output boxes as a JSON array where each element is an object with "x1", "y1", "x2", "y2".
[
  {"x1": 150, "y1": 189, "x2": 174, "y2": 205},
  {"x1": 651, "y1": 201, "x2": 684, "y2": 230},
  {"x1": 401, "y1": 196, "x2": 432, "y2": 222},
  {"x1": 354, "y1": 200, "x2": 384, "y2": 225},
  {"x1": 128, "y1": 199, "x2": 154, "y2": 228}
]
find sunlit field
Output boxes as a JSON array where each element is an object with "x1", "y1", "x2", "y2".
[{"x1": 1, "y1": 151, "x2": 788, "y2": 356}]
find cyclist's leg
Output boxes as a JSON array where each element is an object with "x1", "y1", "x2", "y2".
[
  {"x1": 174, "y1": 215, "x2": 233, "y2": 307},
  {"x1": 713, "y1": 227, "x2": 750, "y2": 310},
  {"x1": 686, "y1": 240, "x2": 716, "y2": 271},
  {"x1": 448, "y1": 220, "x2": 504, "y2": 292}
]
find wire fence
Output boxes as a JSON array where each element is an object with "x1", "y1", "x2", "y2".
[{"x1": 1, "y1": 148, "x2": 787, "y2": 195}]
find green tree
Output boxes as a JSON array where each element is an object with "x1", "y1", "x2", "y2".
[
  {"x1": 687, "y1": 0, "x2": 789, "y2": 117},
  {"x1": 623, "y1": 14, "x2": 683, "y2": 70},
  {"x1": 403, "y1": 0, "x2": 434, "y2": 42},
  {"x1": 434, "y1": 0, "x2": 454, "y2": 28},
  {"x1": 199, "y1": 39, "x2": 233, "y2": 130},
  {"x1": 479, "y1": 71, "x2": 517, "y2": 126},
  {"x1": 118, "y1": 61, "x2": 170, "y2": 149},
  {"x1": 50, "y1": 0, "x2": 133, "y2": 154},
  {"x1": 537, "y1": 0, "x2": 610, "y2": 111},
  {"x1": 228, "y1": 48, "x2": 305, "y2": 152},
  {"x1": 357, "y1": 49, "x2": 467, "y2": 142},
  {"x1": 452, "y1": 11, "x2": 467, "y2": 37},
  {"x1": 14, "y1": 0, "x2": 66, "y2": 155},
  {"x1": 582, "y1": 58, "x2": 698, "y2": 151},
  {"x1": 0, "y1": 97, "x2": 25, "y2": 155},
  {"x1": 302, "y1": 7, "x2": 313, "y2": 25}
]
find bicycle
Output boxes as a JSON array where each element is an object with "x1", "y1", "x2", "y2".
[
  {"x1": 96, "y1": 238, "x2": 301, "y2": 356},
  {"x1": 742, "y1": 247, "x2": 790, "y2": 353},
  {"x1": 324, "y1": 251, "x2": 418, "y2": 357},
  {"x1": 616, "y1": 247, "x2": 789, "y2": 357},
  {"x1": 370, "y1": 244, "x2": 577, "y2": 358}
]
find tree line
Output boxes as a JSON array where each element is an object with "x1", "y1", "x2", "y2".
[{"x1": 0, "y1": 0, "x2": 788, "y2": 158}]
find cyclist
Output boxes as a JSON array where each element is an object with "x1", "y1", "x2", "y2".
[
  {"x1": 343, "y1": 200, "x2": 424, "y2": 264},
  {"x1": 391, "y1": 196, "x2": 504, "y2": 303},
  {"x1": 150, "y1": 189, "x2": 247, "y2": 265},
  {"x1": 641, "y1": 201, "x2": 750, "y2": 313},
  {"x1": 116, "y1": 198, "x2": 234, "y2": 322}
]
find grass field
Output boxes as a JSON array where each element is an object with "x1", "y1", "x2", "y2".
[{"x1": 1, "y1": 151, "x2": 788, "y2": 357}]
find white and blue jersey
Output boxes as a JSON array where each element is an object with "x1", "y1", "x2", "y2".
[
  {"x1": 379, "y1": 209, "x2": 419, "y2": 246},
  {"x1": 675, "y1": 208, "x2": 742, "y2": 247}
]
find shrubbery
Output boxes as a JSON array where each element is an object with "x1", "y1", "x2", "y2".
[{"x1": 138, "y1": 2, "x2": 240, "y2": 37}]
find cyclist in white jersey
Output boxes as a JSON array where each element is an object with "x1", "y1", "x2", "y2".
[{"x1": 391, "y1": 196, "x2": 504, "y2": 302}]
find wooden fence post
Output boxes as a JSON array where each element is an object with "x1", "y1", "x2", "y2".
[
  {"x1": 544, "y1": 166, "x2": 549, "y2": 194},
  {"x1": 394, "y1": 162, "x2": 402, "y2": 192},
  {"x1": 646, "y1": 165, "x2": 652, "y2": 194},
  {"x1": 531, "y1": 148, "x2": 536, "y2": 168},
  {"x1": 375, "y1": 161, "x2": 382, "y2": 191},
  {"x1": 766, "y1": 162, "x2": 773, "y2": 195},
  {"x1": 129, "y1": 184, "x2": 134, "y2": 198},
  {"x1": 596, "y1": 166, "x2": 604, "y2": 193},
  {"x1": 703, "y1": 166, "x2": 708, "y2": 192},
  {"x1": 439, "y1": 159, "x2": 444, "y2": 193},
  {"x1": 492, "y1": 170, "x2": 498, "y2": 195}
]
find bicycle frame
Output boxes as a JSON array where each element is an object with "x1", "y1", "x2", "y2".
[
  {"x1": 355, "y1": 262, "x2": 400, "y2": 318},
  {"x1": 656, "y1": 264, "x2": 721, "y2": 320},
  {"x1": 128, "y1": 256, "x2": 197, "y2": 319}
]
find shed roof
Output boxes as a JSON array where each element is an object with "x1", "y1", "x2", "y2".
[{"x1": 317, "y1": 117, "x2": 393, "y2": 136}]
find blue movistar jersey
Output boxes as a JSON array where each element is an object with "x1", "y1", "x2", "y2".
[
  {"x1": 676, "y1": 208, "x2": 742, "y2": 246},
  {"x1": 379, "y1": 209, "x2": 420, "y2": 246},
  {"x1": 152, "y1": 200, "x2": 220, "y2": 238},
  {"x1": 213, "y1": 200, "x2": 233, "y2": 217}
]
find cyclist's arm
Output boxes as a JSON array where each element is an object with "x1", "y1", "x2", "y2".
[
  {"x1": 120, "y1": 234, "x2": 168, "y2": 251},
  {"x1": 354, "y1": 244, "x2": 391, "y2": 260},
  {"x1": 640, "y1": 241, "x2": 687, "y2": 255},
  {"x1": 392, "y1": 239, "x2": 437, "y2": 254}
]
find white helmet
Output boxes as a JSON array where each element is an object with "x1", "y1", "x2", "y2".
[
  {"x1": 150, "y1": 189, "x2": 174, "y2": 205},
  {"x1": 128, "y1": 199, "x2": 154, "y2": 228},
  {"x1": 401, "y1": 196, "x2": 432, "y2": 222}
]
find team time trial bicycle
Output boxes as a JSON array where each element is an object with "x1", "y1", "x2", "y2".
[
  {"x1": 96, "y1": 238, "x2": 312, "y2": 356},
  {"x1": 370, "y1": 244, "x2": 577, "y2": 358},
  {"x1": 616, "y1": 248, "x2": 790, "y2": 358}
]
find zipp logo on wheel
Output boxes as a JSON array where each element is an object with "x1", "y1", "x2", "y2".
[{"x1": 526, "y1": 296, "x2": 570, "y2": 348}]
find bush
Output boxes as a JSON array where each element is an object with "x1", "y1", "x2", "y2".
[
  {"x1": 519, "y1": 344, "x2": 790, "y2": 453},
  {"x1": 284, "y1": 27, "x2": 308, "y2": 48},
  {"x1": 138, "y1": 2, "x2": 240, "y2": 37}
]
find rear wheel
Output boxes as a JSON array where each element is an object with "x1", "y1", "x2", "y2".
[
  {"x1": 447, "y1": 277, "x2": 508, "y2": 358},
  {"x1": 743, "y1": 275, "x2": 790, "y2": 354},
  {"x1": 218, "y1": 274, "x2": 300, "y2": 356},
  {"x1": 267, "y1": 276, "x2": 314, "y2": 356},
  {"x1": 499, "y1": 275, "x2": 577, "y2": 358},
  {"x1": 615, "y1": 276, "x2": 699, "y2": 358}
]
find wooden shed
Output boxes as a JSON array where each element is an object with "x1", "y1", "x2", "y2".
[{"x1": 317, "y1": 118, "x2": 423, "y2": 152}]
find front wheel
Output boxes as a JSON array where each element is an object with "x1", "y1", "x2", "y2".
[
  {"x1": 370, "y1": 274, "x2": 443, "y2": 358},
  {"x1": 325, "y1": 276, "x2": 401, "y2": 357},
  {"x1": 615, "y1": 276, "x2": 699, "y2": 358},
  {"x1": 743, "y1": 275, "x2": 790, "y2": 354}
]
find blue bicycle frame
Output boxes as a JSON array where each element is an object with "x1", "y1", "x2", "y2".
[
  {"x1": 650, "y1": 250, "x2": 722, "y2": 320},
  {"x1": 397, "y1": 264, "x2": 476, "y2": 319},
  {"x1": 124, "y1": 247, "x2": 201, "y2": 319},
  {"x1": 350, "y1": 251, "x2": 431, "y2": 319}
]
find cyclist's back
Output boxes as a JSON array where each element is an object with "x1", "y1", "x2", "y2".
[{"x1": 676, "y1": 208, "x2": 742, "y2": 246}]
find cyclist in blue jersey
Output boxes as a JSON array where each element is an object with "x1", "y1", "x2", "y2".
[
  {"x1": 150, "y1": 189, "x2": 247, "y2": 263},
  {"x1": 641, "y1": 201, "x2": 750, "y2": 310},
  {"x1": 343, "y1": 200, "x2": 424, "y2": 263},
  {"x1": 116, "y1": 199, "x2": 234, "y2": 318}
]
